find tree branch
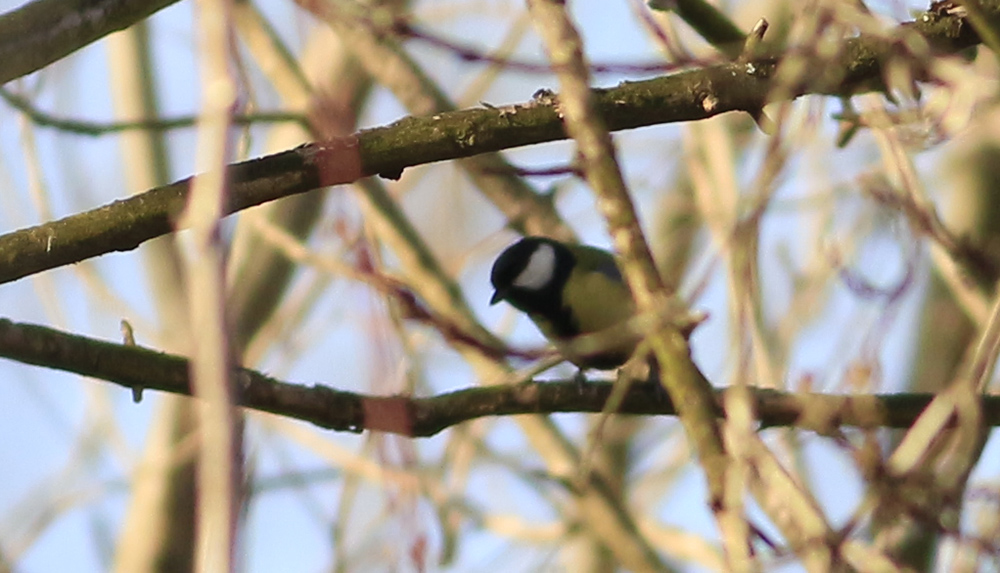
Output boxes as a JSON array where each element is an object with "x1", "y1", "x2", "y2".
[
  {"x1": 0, "y1": 3, "x2": 991, "y2": 285},
  {"x1": 1, "y1": 317, "x2": 997, "y2": 436},
  {"x1": 0, "y1": 0, "x2": 182, "y2": 85},
  {"x1": 0, "y1": 88, "x2": 305, "y2": 135}
]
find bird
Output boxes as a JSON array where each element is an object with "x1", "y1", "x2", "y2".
[{"x1": 489, "y1": 236, "x2": 639, "y2": 371}]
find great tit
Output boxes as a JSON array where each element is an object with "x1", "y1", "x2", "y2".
[{"x1": 489, "y1": 236, "x2": 638, "y2": 370}]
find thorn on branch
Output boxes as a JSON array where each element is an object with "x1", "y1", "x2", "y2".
[
  {"x1": 531, "y1": 88, "x2": 558, "y2": 106},
  {"x1": 738, "y1": 18, "x2": 769, "y2": 64},
  {"x1": 646, "y1": 0, "x2": 675, "y2": 11},
  {"x1": 749, "y1": 107, "x2": 776, "y2": 135},
  {"x1": 678, "y1": 309, "x2": 709, "y2": 339},
  {"x1": 835, "y1": 98, "x2": 861, "y2": 147},
  {"x1": 378, "y1": 167, "x2": 405, "y2": 180},
  {"x1": 120, "y1": 320, "x2": 144, "y2": 403}
]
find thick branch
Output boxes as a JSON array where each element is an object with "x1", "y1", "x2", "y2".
[
  {"x1": 1, "y1": 318, "x2": 998, "y2": 436},
  {"x1": 0, "y1": 4, "x2": 990, "y2": 284},
  {"x1": 0, "y1": 0, "x2": 182, "y2": 84}
]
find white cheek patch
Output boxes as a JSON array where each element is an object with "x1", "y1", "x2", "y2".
[{"x1": 513, "y1": 243, "x2": 556, "y2": 290}]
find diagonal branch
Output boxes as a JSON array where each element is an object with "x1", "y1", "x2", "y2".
[
  {"x1": 0, "y1": 0, "x2": 182, "y2": 85},
  {"x1": 0, "y1": 3, "x2": 991, "y2": 285}
]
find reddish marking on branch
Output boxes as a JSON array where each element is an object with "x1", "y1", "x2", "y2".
[
  {"x1": 362, "y1": 395, "x2": 415, "y2": 435},
  {"x1": 305, "y1": 136, "x2": 364, "y2": 187},
  {"x1": 410, "y1": 535, "x2": 428, "y2": 573}
]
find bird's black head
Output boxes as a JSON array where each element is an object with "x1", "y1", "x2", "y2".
[{"x1": 490, "y1": 237, "x2": 574, "y2": 319}]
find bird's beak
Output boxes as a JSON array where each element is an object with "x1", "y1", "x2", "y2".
[{"x1": 490, "y1": 290, "x2": 504, "y2": 305}]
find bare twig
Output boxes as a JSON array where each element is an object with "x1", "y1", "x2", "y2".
[
  {"x1": 0, "y1": 89, "x2": 305, "y2": 136},
  {"x1": 182, "y1": 0, "x2": 239, "y2": 568}
]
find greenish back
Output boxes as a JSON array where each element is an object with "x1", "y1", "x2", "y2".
[{"x1": 568, "y1": 247, "x2": 633, "y2": 330}]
